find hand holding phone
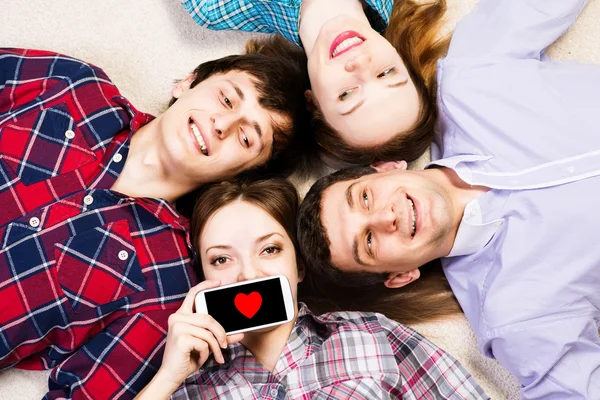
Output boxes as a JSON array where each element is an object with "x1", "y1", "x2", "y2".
[
  {"x1": 195, "y1": 275, "x2": 295, "y2": 335},
  {"x1": 156, "y1": 280, "x2": 244, "y2": 390}
]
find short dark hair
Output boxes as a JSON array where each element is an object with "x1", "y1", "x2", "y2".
[
  {"x1": 297, "y1": 165, "x2": 461, "y2": 325},
  {"x1": 297, "y1": 165, "x2": 389, "y2": 287},
  {"x1": 169, "y1": 36, "x2": 311, "y2": 173}
]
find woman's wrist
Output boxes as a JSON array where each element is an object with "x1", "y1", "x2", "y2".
[{"x1": 135, "y1": 369, "x2": 182, "y2": 400}]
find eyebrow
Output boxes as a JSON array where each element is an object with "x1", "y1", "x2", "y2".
[
  {"x1": 346, "y1": 181, "x2": 358, "y2": 209},
  {"x1": 352, "y1": 238, "x2": 369, "y2": 267},
  {"x1": 229, "y1": 80, "x2": 265, "y2": 145},
  {"x1": 388, "y1": 80, "x2": 407, "y2": 89},
  {"x1": 205, "y1": 245, "x2": 231, "y2": 253},
  {"x1": 256, "y1": 232, "x2": 281, "y2": 243},
  {"x1": 253, "y1": 122, "x2": 263, "y2": 138},
  {"x1": 341, "y1": 81, "x2": 407, "y2": 116},
  {"x1": 341, "y1": 99, "x2": 365, "y2": 116},
  {"x1": 344, "y1": 182, "x2": 369, "y2": 267},
  {"x1": 228, "y1": 80, "x2": 245, "y2": 101},
  {"x1": 205, "y1": 232, "x2": 282, "y2": 254}
]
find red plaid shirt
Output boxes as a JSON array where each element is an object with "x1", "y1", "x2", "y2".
[{"x1": 0, "y1": 48, "x2": 197, "y2": 399}]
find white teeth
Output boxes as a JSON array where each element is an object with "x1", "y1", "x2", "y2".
[
  {"x1": 332, "y1": 37, "x2": 363, "y2": 57},
  {"x1": 190, "y1": 120, "x2": 208, "y2": 156},
  {"x1": 408, "y1": 198, "x2": 416, "y2": 237}
]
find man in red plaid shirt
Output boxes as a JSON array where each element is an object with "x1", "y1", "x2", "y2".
[{"x1": 0, "y1": 47, "x2": 308, "y2": 399}]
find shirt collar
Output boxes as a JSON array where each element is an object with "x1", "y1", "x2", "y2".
[
  {"x1": 200, "y1": 303, "x2": 343, "y2": 379},
  {"x1": 428, "y1": 155, "x2": 502, "y2": 257},
  {"x1": 447, "y1": 197, "x2": 503, "y2": 257},
  {"x1": 112, "y1": 95, "x2": 154, "y2": 133}
]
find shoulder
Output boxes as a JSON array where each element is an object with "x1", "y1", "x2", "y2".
[
  {"x1": 314, "y1": 309, "x2": 425, "y2": 350},
  {"x1": 1, "y1": 48, "x2": 113, "y2": 83}
]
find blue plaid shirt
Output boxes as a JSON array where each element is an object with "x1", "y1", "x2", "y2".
[{"x1": 182, "y1": 0, "x2": 393, "y2": 47}]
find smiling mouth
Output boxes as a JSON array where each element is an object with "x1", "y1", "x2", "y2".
[
  {"x1": 408, "y1": 197, "x2": 417, "y2": 238},
  {"x1": 189, "y1": 118, "x2": 208, "y2": 156},
  {"x1": 330, "y1": 31, "x2": 365, "y2": 59}
]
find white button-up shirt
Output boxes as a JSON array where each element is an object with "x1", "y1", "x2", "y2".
[{"x1": 430, "y1": 0, "x2": 600, "y2": 398}]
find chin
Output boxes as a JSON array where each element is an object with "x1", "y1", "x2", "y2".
[{"x1": 249, "y1": 325, "x2": 278, "y2": 335}]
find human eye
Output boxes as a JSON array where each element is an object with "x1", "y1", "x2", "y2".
[
  {"x1": 220, "y1": 91, "x2": 233, "y2": 109},
  {"x1": 362, "y1": 189, "x2": 369, "y2": 209},
  {"x1": 366, "y1": 232, "x2": 373, "y2": 252},
  {"x1": 377, "y1": 67, "x2": 396, "y2": 78},
  {"x1": 338, "y1": 87, "x2": 357, "y2": 101},
  {"x1": 260, "y1": 245, "x2": 282, "y2": 256},
  {"x1": 210, "y1": 255, "x2": 230, "y2": 266},
  {"x1": 240, "y1": 130, "x2": 250, "y2": 148}
]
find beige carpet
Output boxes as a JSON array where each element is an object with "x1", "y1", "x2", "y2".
[{"x1": 2, "y1": 0, "x2": 599, "y2": 398}]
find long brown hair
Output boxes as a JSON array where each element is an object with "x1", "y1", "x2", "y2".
[
  {"x1": 190, "y1": 178, "x2": 300, "y2": 280},
  {"x1": 300, "y1": 261, "x2": 461, "y2": 326},
  {"x1": 313, "y1": 0, "x2": 450, "y2": 166}
]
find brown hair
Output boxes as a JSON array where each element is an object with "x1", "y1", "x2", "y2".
[
  {"x1": 169, "y1": 35, "x2": 311, "y2": 174},
  {"x1": 296, "y1": 166, "x2": 461, "y2": 325},
  {"x1": 175, "y1": 36, "x2": 315, "y2": 217},
  {"x1": 190, "y1": 178, "x2": 300, "y2": 280},
  {"x1": 312, "y1": 0, "x2": 450, "y2": 166}
]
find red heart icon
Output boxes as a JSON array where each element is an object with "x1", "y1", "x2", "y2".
[{"x1": 234, "y1": 292, "x2": 262, "y2": 319}]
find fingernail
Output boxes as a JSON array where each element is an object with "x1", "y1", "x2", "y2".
[
  {"x1": 218, "y1": 355, "x2": 225, "y2": 364},
  {"x1": 221, "y1": 341, "x2": 227, "y2": 349}
]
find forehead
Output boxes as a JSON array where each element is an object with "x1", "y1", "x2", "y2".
[
  {"x1": 320, "y1": 179, "x2": 359, "y2": 270},
  {"x1": 201, "y1": 201, "x2": 284, "y2": 244}
]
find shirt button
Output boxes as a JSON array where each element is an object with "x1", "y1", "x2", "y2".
[
  {"x1": 118, "y1": 250, "x2": 129, "y2": 261},
  {"x1": 65, "y1": 130, "x2": 75, "y2": 139},
  {"x1": 29, "y1": 217, "x2": 40, "y2": 228},
  {"x1": 270, "y1": 389, "x2": 278, "y2": 397},
  {"x1": 112, "y1": 153, "x2": 123, "y2": 163},
  {"x1": 567, "y1": 166, "x2": 575, "y2": 173},
  {"x1": 83, "y1": 195, "x2": 94, "y2": 205}
]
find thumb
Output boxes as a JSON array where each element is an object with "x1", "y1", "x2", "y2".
[{"x1": 226, "y1": 333, "x2": 244, "y2": 344}]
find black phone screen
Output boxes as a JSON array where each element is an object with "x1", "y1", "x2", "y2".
[{"x1": 203, "y1": 277, "x2": 288, "y2": 333}]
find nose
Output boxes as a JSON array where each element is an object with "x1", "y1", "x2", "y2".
[
  {"x1": 372, "y1": 205, "x2": 397, "y2": 233},
  {"x1": 236, "y1": 258, "x2": 261, "y2": 283},
  {"x1": 211, "y1": 112, "x2": 242, "y2": 139},
  {"x1": 344, "y1": 52, "x2": 372, "y2": 73}
]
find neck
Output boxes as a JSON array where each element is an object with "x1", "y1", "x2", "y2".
[
  {"x1": 110, "y1": 120, "x2": 202, "y2": 203},
  {"x1": 431, "y1": 167, "x2": 490, "y2": 251},
  {"x1": 241, "y1": 308, "x2": 298, "y2": 372},
  {"x1": 299, "y1": 0, "x2": 369, "y2": 55}
]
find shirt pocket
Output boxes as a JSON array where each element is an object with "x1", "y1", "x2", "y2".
[
  {"x1": 0, "y1": 104, "x2": 96, "y2": 186},
  {"x1": 53, "y1": 219, "x2": 146, "y2": 313}
]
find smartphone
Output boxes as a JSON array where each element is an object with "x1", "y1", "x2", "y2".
[{"x1": 194, "y1": 275, "x2": 295, "y2": 335}]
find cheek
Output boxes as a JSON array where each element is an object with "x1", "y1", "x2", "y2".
[{"x1": 202, "y1": 265, "x2": 239, "y2": 285}]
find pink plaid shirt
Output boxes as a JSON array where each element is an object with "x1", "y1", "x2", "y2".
[{"x1": 172, "y1": 304, "x2": 488, "y2": 400}]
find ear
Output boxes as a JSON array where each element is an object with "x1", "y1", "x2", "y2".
[
  {"x1": 383, "y1": 268, "x2": 420, "y2": 289},
  {"x1": 371, "y1": 160, "x2": 408, "y2": 173},
  {"x1": 171, "y1": 75, "x2": 194, "y2": 99},
  {"x1": 304, "y1": 89, "x2": 317, "y2": 111},
  {"x1": 296, "y1": 257, "x2": 306, "y2": 283}
]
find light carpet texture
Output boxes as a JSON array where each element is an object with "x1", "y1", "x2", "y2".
[{"x1": 2, "y1": 1, "x2": 599, "y2": 399}]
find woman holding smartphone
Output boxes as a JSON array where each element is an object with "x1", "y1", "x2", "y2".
[
  {"x1": 183, "y1": 0, "x2": 448, "y2": 165},
  {"x1": 135, "y1": 178, "x2": 487, "y2": 399}
]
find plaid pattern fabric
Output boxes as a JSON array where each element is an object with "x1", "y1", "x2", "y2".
[
  {"x1": 0, "y1": 48, "x2": 197, "y2": 399},
  {"x1": 172, "y1": 304, "x2": 489, "y2": 400},
  {"x1": 182, "y1": 0, "x2": 393, "y2": 47}
]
